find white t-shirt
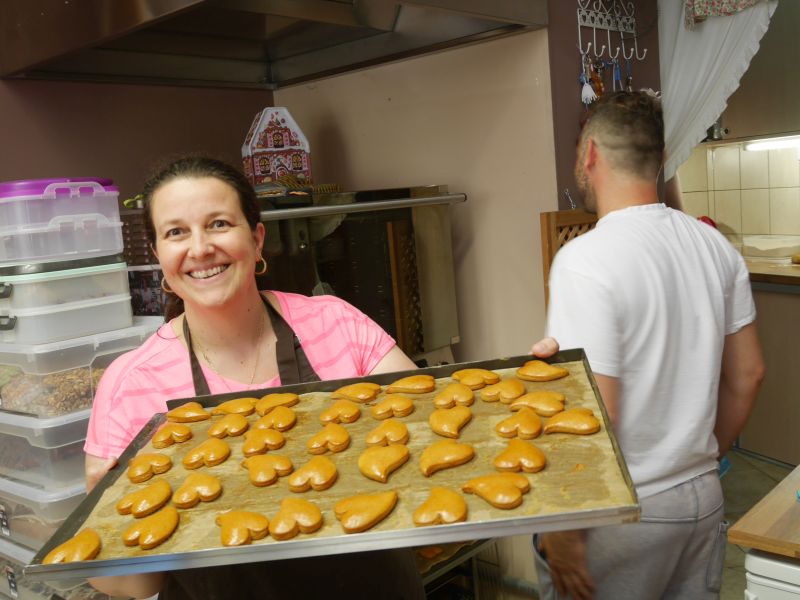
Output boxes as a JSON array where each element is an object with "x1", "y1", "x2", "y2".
[{"x1": 546, "y1": 204, "x2": 755, "y2": 499}]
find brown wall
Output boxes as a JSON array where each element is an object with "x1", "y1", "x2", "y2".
[
  {"x1": 0, "y1": 80, "x2": 273, "y2": 198},
  {"x1": 547, "y1": 0, "x2": 661, "y2": 209}
]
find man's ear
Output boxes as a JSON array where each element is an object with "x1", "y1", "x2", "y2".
[{"x1": 584, "y1": 138, "x2": 600, "y2": 172}]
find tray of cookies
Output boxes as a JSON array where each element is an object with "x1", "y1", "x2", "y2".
[{"x1": 25, "y1": 349, "x2": 639, "y2": 581}]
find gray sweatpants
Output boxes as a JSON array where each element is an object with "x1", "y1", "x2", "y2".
[{"x1": 534, "y1": 470, "x2": 728, "y2": 600}]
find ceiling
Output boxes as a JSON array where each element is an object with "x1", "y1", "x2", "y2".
[{"x1": 0, "y1": 0, "x2": 547, "y2": 89}]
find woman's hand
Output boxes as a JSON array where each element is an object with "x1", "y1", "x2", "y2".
[
  {"x1": 85, "y1": 454, "x2": 117, "y2": 493},
  {"x1": 530, "y1": 337, "x2": 559, "y2": 358}
]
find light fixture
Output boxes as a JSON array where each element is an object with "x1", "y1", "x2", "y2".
[{"x1": 743, "y1": 136, "x2": 800, "y2": 151}]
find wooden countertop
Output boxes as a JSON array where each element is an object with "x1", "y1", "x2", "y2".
[
  {"x1": 729, "y1": 464, "x2": 800, "y2": 558},
  {"x1": 747, "y1": 260, "x2": 800, "y2": 286}
]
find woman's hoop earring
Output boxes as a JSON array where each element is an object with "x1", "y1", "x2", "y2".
[
  {"x1": 161, "y1": 277, "x2": 174, "y2": 294},
  {"x1": 255, "y1": 257, "x2": 268, "y2": 275}
]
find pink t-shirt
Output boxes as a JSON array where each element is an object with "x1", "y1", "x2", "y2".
[{"x1": 85, "y1": 292, "x2": 396, "y2": 459}]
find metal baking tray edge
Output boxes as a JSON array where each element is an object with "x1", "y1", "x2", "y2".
[{"x1": 26, "y1": 349, "x2": 639, "y2": 580}]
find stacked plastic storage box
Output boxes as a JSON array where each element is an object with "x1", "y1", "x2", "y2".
[
  {"x1": 122, "y1": 208, "x2": 166, "y2": 317},
  {"x1": 0, "y1": 179, "x2": 161, "y2": 599}
]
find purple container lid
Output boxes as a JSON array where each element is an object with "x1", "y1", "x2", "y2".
[{"x1": 0, "y1": 177, "x2": 118, "y2": 199}]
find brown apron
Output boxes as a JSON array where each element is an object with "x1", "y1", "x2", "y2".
[{"x1": 161, "y1": 295, "x2": 424, "y2": 600}]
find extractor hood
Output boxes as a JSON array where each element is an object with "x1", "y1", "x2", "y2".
[{"x1": 0, "y1": 0, "x2": 547, "y2": 89}]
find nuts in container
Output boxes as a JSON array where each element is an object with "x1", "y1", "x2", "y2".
[{"x1": 0, "y1": 367, "x2": 105, "y2": 418}]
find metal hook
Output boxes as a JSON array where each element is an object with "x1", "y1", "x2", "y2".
[
  {"x1": 592, "y1": 26, "x2": 606, "y2": 58},
  {"x1": 634, "y1": 39, "x2": 647, "y2": 61},
  {"x1": 607, "y1": 29, "x2": 620, "y2": 59}
]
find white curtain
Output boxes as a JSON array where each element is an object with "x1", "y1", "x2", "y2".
[{"x1": 659, "y1": 0, "x2": 777, "y2": 180}]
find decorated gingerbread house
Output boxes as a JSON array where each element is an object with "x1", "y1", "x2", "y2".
[{"x1": 242, "y1": 107, "x2": 312, "y2": 188}]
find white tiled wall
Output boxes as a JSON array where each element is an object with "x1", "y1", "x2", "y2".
[{"x1": 677, "y1": 143, "x2": 800, "y2": 236}]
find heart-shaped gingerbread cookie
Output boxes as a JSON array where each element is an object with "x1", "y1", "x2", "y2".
[
  {"x1": 207, "y1": 413, "x2": 249, "y2": 438},
  {"x1": 211, "y1": 397, "x2": 256, "y2": 416},
  {"x1": 495, "y1": 407, "x2": 542, "y2": 439},
  {"x1": 358, "y1": 445, "x2": 409, "y2": 483},
  {"x1": 269, "y1": 497, "x2": 323, "y2": 541},
  {"x1": 320, "y1": 399, "x2": 362, "y2": 424},
  {"x1": 413, "y1": 487, "x2": 468, "y2": 526},
  {"x1": 480, "y1": 379, "x2": 527, "y2": 403},
  {"x1": 509, "y1": 391, "x2": 565, "y2": 416},
  {"x1": 307, "y1": 422, "x2": 350, "y2": 454},
  {"x1": 116, "y1": 479, "x2": 172, "y2": 518},
  {"x1": 334, "y1": 491, "x2": 398, "y2": 533},
  {"x1": 288, "y1": 456, "x2": 338, "y2": 492},
  {"x1": 253, "y1": 406, "x2": 297, "y2": 432},
  {"x1": 127, "y1": 453, "x2": 172, "y2": 483},
  {"x1": 494, "y1": 439, "x2": 547, "y2": 473},
  {"x1": 462, "y1": 473, "x2": 531, "y2": 509},
  {"x1": 151, "y1": 423, "x2": 193, "y2": 449},
  {"x1": 451, "y1": 368, "x2": 500, "y2": 390},
  {"x1": 516, "y1": 360, "x2": 569, "y2": 382},
  {"x1": 43, "y1": 528, "x2": 101, "y2": 564},
  {"x1": 366, "y1": 419, "x2": 409, "y2": 446},
  {"x1": 386, "y1": 374, "x2": 435, "y2": 394},
  {"x1": 419, "y1": 440, "x2": 475, "y2": 476},
  {"x1": 433, "y1": 383, "x2": 474, "y2": 408},
  {"x1": 216, "y1": 510, "x2": 270, "y2": 546},
  {"x1": 429, "y1": 405, "x2": 472, "y2": 439},
  {"x1": 241, "y1": 454, "x2": 294, "y2": 487},
  {"x1": 371, "y1": 395, "x2": 415, "y2": 420},
  {"x1": 123, "y1": 505, "x2": 180, "y2": 550},
  {"x1": 544, "y1": 408, "x2": 600, "y2": 435},
  {"x1": 166, "y1": 401, "x2": 210, "y2": 423},
  {"x1": 242, "y1": 429, "x2": 286, "y2": 456},
  {"x1": 172, "y1": 472, "x2": 223, "y2": 509},
  {"x1": 331, "y1": 382, "x2": 381, "y2": 403},
  {"x1": 182, "y1": 438, "x2": 231, "y2": 469},
  {"x1": 255, "y1": 393, "x2": 300, "y2": 416}
]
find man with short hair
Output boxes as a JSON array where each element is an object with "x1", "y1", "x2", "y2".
[{"x1": 534, "y1": 91, "x2": 765, "y2": 600}]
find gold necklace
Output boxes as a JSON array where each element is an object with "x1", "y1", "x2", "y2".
[{"x1": 196, "y1": 315, "x2": 266, "y2": 388}]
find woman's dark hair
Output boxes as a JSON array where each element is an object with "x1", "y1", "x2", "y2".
[{"x1": 142, "y1": 156, "x2": 261, "y2": 321}]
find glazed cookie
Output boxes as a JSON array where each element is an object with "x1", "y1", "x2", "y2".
[
  {"x1": 494, "y1": 407, "x2": 542, "y2": 439},
  {"x1": 288, "y1": 456, "x2": 338, "y2": 492},
  {"x1": 544, "y1": 408, "x2": 600, "y2": 435},
  {"x1": 211, "y1": 397, "x2": 256, "y2": 416},
  {"x1": 43, "y1": 528, "x2": 101, "y2": 564},
  {"x1": 331, "y1": 382, "x2": 381, "y2": 403},
  {"x1": 419, "y1": 440, "x2": 475, "y2": 476},
  {"x1": 386, "y1": 374, "x2": 435, "y2": 394},
  {"x1": 166, "y1": 401, "x2": 210, "y2": 423},
  {"x1": 509, "y1": 391, "x2": 565, "y2": 417},
  {"x1": 366, "y1": 419, "x2": 409, "y2": 446},
  {"x1": 182, "y1": 438, "x2": 231, "y2": 469},
  {"x1": 462, "y1": 473, "x2": 530, "y2": 509},
  {"x1": 370, "y1": 395, "x2": 415, "y2": 420},
  {"x1": 172, "y1": 472, "x2": 223, "y2": 509},
  {"x1": 429, "y1": 405, "x2": 472, "y2": 439},
  {"x1": 480, "y1": 379, "x2": 526, "y2": 403},
  {"x1": 413, "y1": 487, "x2": 468, "y2": 526},
  {"x1": 127, "y1": 453, "x2": 172, "y2": 484},
  {"x1": 516, "y1": 360, "x2": 569, "y2": 382},
  {"x1": 151, "y1": 423, "x2": 193, "y2": 449},
  {"x1": 207, "y1": 413, "x2": 249, "y2": 438},
  {"x1": 451, "y1": 368, "x2": 500, "y2": 390},
  {"x1": 216, "y1": 510, "x2": 270, "y2": 546},
  {"x1": 255, "y1": 393, "x2": 300, "y2": 416},
  {"x1": 335, "y1": 491, "x2": 398, "y2": 534},
  {"x1": 241, "y1": 454, "x2": 294, "y2": 487},
  {"x1": 253, "y1": 406, "x2": 297, "y2": 432},
  {"x1": 307, "y1": 422, "x2": 350, "y2": 454},
  {"x1": 433, "y1": 383, "x2": 474, "y2": 408},
  {"x1": 358, "y1": 445, "x2": 410, "y2": 483},
  {"x1": 494, "y1": 439, "x2": 547, "y2": 473},
  {"x1": 242, "y1": 429, "x2": 286, "y2": 456},
  {"x1": 116, "y1": 479, "x2": 172, "y2": 518},
  {"x1": 123, "y1": 505, "x2": 179, "y2": 550},
  {"x1": 269, "y1": 497, "x2": 323, "y2": 541},
  {"x1": 320, "y1": 399, "x2": 361, "y2": 424}
]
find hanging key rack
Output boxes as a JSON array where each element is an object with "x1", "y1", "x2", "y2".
[{"x1": 577, "y1": 0, "x2": 647, "y2": 62}]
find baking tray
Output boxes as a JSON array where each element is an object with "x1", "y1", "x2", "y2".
[{"x1": 26, "y1": 349, "x2": 638, "y2": 581}]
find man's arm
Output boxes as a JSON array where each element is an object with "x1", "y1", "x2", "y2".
[{"x1": 715, "y1": 322, "x2": 765, "y2": 457}]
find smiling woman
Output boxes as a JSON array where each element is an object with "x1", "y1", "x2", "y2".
[{"x1": 83, "y1": 156, "x2": 424, "y2": 600}]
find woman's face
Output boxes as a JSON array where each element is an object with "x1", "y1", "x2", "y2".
[{"x1": 151, "y1": 176, "x2": 265, "y2": 312}]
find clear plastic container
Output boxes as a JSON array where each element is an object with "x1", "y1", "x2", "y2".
[
  {"x1": 0, "y1": 317, "x2": 162, "y2": 418},
  {"x1": 0, "y1": 262, "x2": 129, "y2": 312},
  {"x1": 0, "y1": 294, "x2": 133, "y2": 344},
  {"x1": 0, "y1": 180, "x2": 122, "y2": 266}
]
